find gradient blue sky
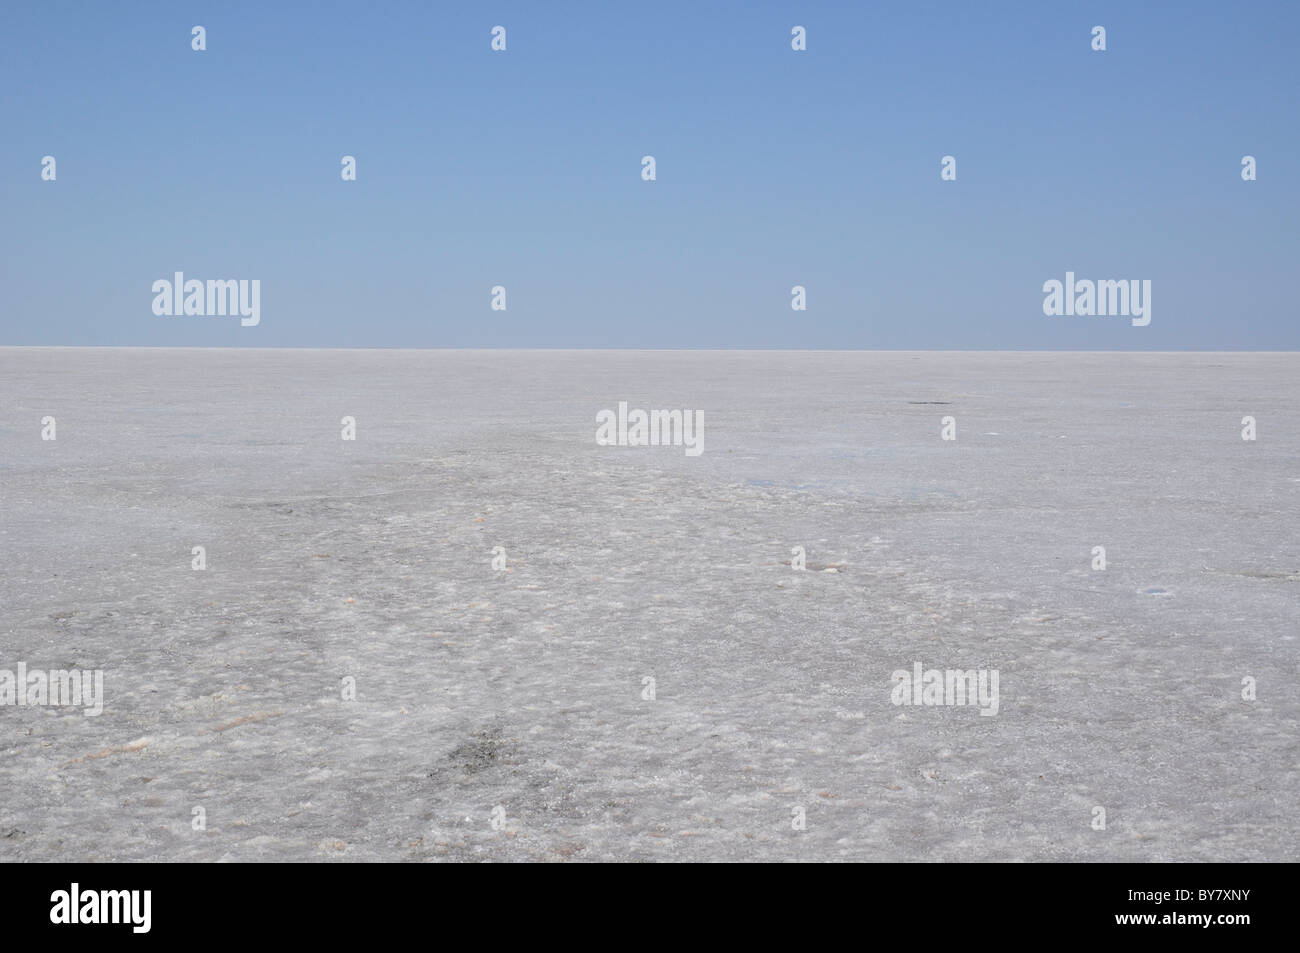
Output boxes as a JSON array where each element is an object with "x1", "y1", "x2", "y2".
[{"x1": 2, "y1": 1, "x2": 1296, "y2": 348}]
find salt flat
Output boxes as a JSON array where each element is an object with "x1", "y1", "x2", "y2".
[{"x1": 0, "y1": 348, "x2": 1296, "y2": 862}]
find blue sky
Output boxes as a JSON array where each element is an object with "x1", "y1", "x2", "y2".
[{"x1": 1, "y1": 1, "x2": 1295, "y2": 348}]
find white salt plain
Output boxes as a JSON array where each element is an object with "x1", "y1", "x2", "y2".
[{"x1": 0, "y1": 348, "x2": 1296, "y2": 861}]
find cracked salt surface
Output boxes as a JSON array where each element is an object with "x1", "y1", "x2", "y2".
[{"x1": 0, "y1": 349, "x2": 1296, "y2": 861}]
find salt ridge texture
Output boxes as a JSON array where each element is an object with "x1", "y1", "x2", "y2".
[{"x1": 0, "y1": 349, "x2": 1295, "y2": 861}]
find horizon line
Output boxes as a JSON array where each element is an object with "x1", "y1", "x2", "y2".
[{"x1": 2, "y1": 346, "x2": 1297, "y2": 355}]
